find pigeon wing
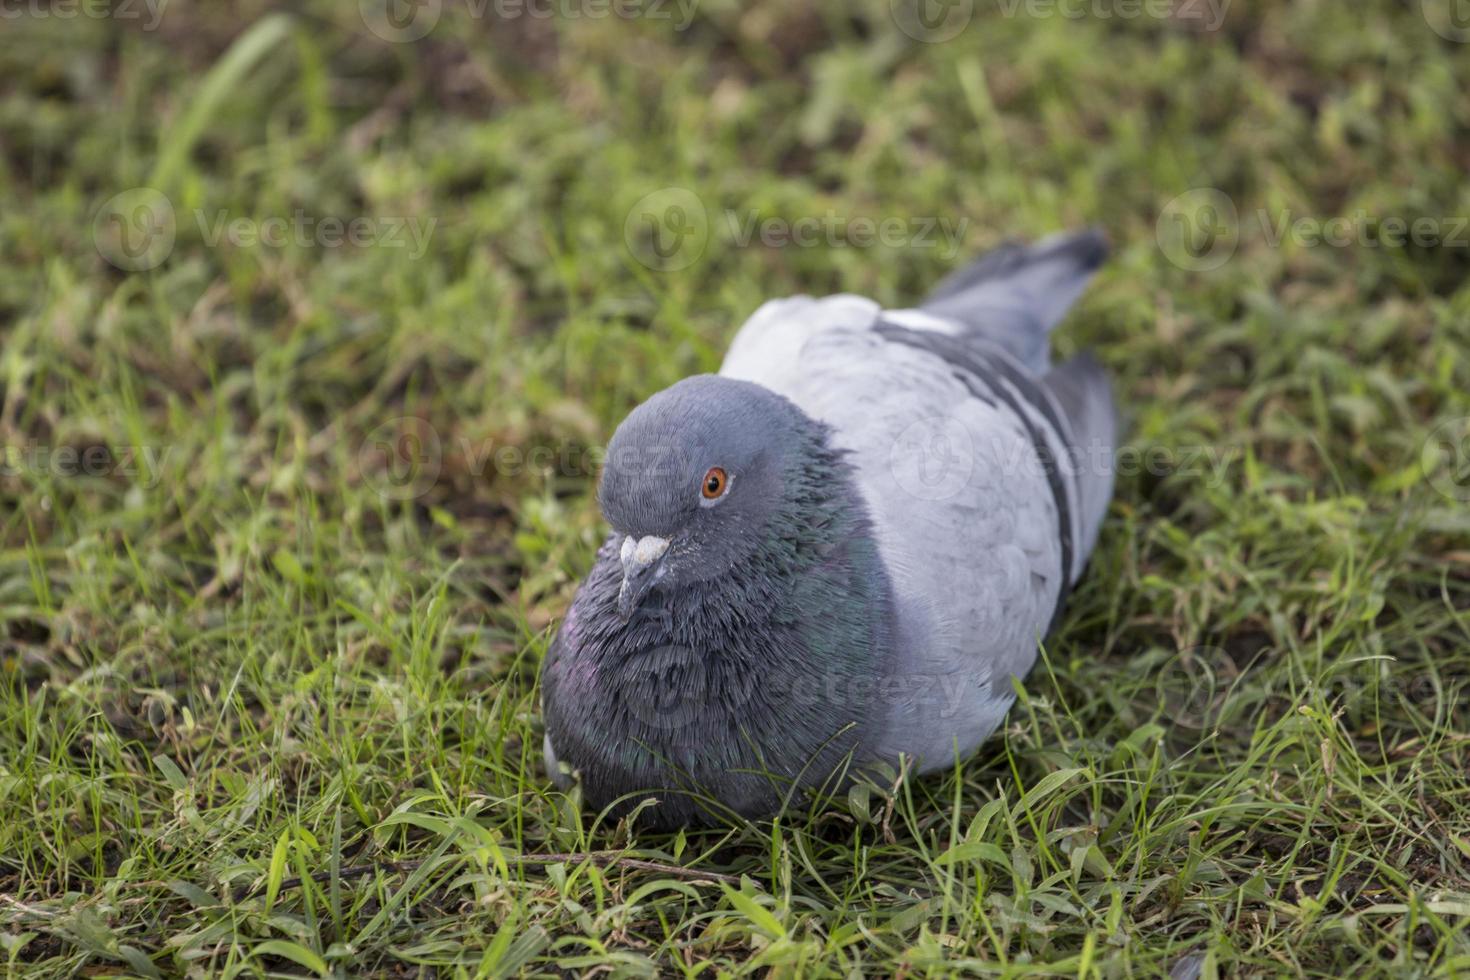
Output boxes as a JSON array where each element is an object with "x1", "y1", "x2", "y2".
[{"x1": 721, "y1": 296, "x2": 1073, "y2": 771}]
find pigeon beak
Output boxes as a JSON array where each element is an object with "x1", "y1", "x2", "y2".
[{"x1": 616, "y1": 534, "x2": 670, "y2": 620}]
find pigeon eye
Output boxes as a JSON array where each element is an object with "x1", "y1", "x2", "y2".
[{"x1": 701, "y1": 466, "x2": 729, "y2": 501}]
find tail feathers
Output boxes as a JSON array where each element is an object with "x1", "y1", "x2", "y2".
[
  {"x1": 920, "y1": 228, "x2": 1109, "y2": 373},
  {"x1": 1042, "y1": 352, "x2": 1116, "y2": 573}
]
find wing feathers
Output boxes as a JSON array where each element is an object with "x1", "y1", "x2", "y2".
[
  {"x1": 874, "y1": 321, "x2": 1081, "y2": 595},
  {"x1": 1041, "y1": 353, "x2": 1117, "y2": 563}
]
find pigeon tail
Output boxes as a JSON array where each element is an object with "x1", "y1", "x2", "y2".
[{"x1": 919, "y1": 228, "x2": 1109, "y2": 374}]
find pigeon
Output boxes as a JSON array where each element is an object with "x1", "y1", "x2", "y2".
[{"x1": 541, "y1": 229, "x2": 1116, "y2": 827}]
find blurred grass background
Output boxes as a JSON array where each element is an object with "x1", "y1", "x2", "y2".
[{"x1": 2, "y1": 0, "x2": 1469, "y2": 975}]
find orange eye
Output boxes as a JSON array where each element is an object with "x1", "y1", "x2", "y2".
[{"x1": 701, "y1": 466, "x2": 728, "y2": 500}]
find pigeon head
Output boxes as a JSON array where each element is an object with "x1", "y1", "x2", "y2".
[{"x1": 597, "y1": 375, "x2": 806, "y2": 618}]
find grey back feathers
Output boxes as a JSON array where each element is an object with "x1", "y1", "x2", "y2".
[{"x1": 720, "y1": 228, "x2": 1114, "y2": 770}]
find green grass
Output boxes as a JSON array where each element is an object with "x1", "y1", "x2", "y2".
[{"x1": 3, "y1": 0, "x2": 1470, "y2": 975}]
